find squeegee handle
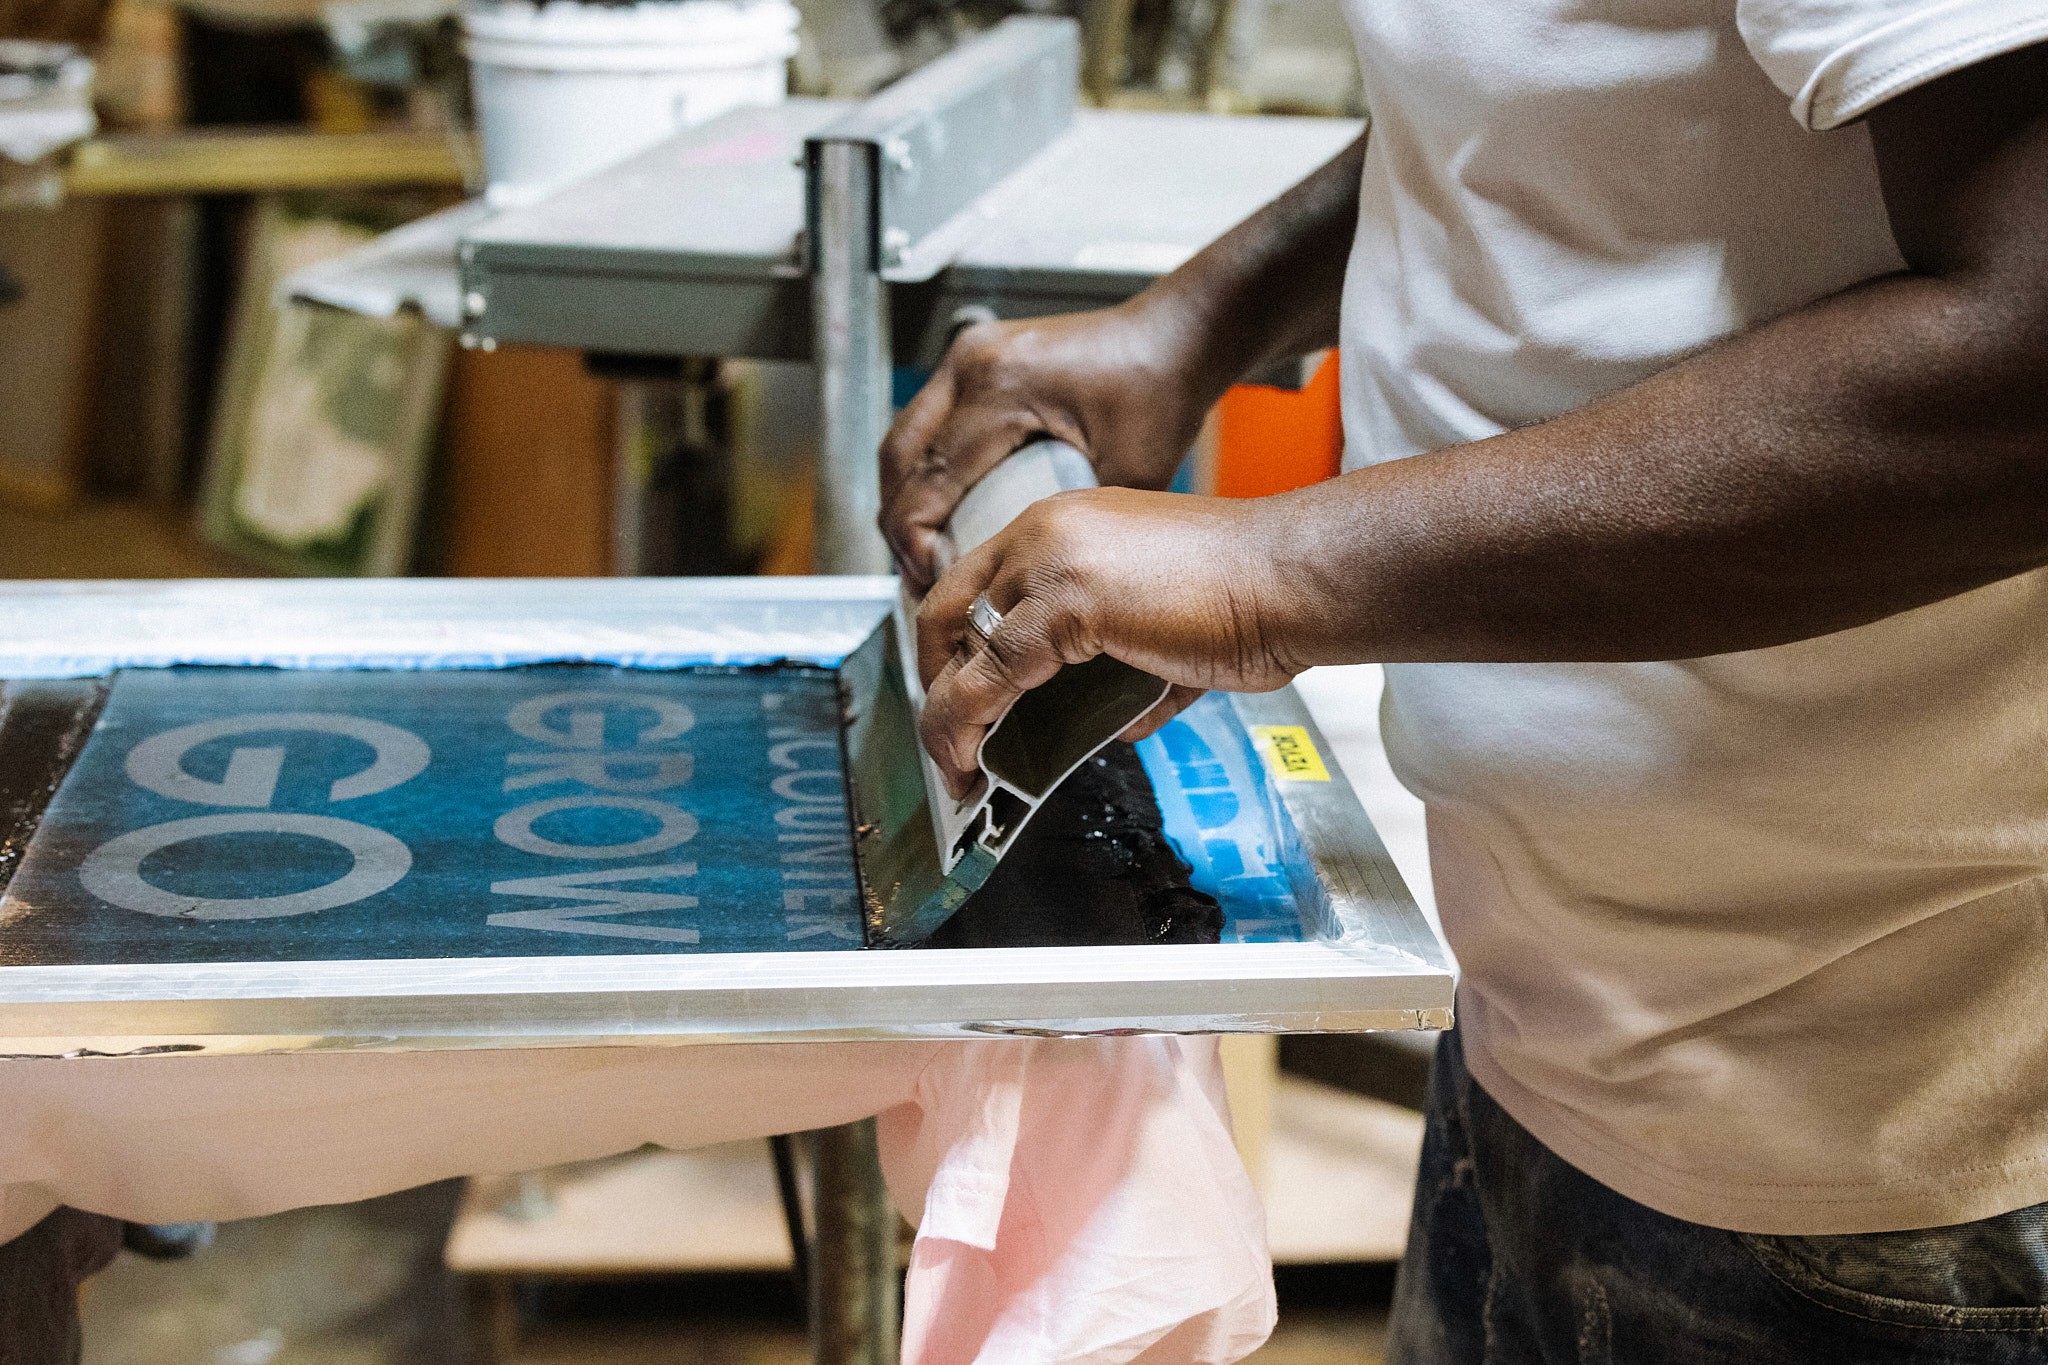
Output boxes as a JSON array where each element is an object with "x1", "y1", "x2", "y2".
[{"x1": 933, "y1": 440, "x2": 1098, "y2": 574}]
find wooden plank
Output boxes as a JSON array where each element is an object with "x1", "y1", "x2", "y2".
[
  {"x1": 0, "y1": 198, "x2": 107, "y2": 508},
  {"x1": 1266, "y1": 1077, "x2": 1422, "y2": 1265},
  {"x1": 447, "y1": 1143, "x2": 795, "y2": 1275},
  {"x1": 67, "y1": 129, "x2": 475, "y2": 196},
  {"x1": 1221, "y1": 1032, "x2": 1278, "y2": 1189}
]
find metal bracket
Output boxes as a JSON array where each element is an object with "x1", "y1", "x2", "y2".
[
  {"x1": 802, "y1": 14, "x2": 1082, "y2": 579},
  {"x1": 804, "y1": 16, "x2": 1079, "y2": 282}
]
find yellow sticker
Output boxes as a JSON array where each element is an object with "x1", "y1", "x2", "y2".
[{"x1": 1250, "y1": 724, "x2": 1331, "y2": 782}]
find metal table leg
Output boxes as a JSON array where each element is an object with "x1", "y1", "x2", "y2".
[
  {"x1": 806, "y1": 1119, "x2": 900, "y2": 1365},
  {"x1": 808, "y1": 136, "x2": 894, "y2": 578},
  {"x1": 805, "y1": 113, "x2": 903, "y2": 1365}
]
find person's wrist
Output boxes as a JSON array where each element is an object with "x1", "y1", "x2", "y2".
[
  {"x1": 1219, "y1": 494, "x2": 1321, "y2": 681},
  {"x1": 1118, "y1": 280, "x2": 1247, "y2": 413},
  {"x1": 1251, "y1": 476, "x2": 1401, "y2": 672}
]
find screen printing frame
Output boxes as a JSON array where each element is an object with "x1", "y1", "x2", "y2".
[{"x1": 0, "y1": 578, "x2": 1453, "y2": 1056}]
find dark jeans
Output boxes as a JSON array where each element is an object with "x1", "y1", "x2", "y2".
[
  {"x1": 0, "y1": 1209, "x2": 121, "y2": 1365},
  {"x1": 1390, "y1": 1030, "x2": 2048, "y2": 1364}
]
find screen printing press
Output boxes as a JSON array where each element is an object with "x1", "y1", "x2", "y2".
[
  {"x1": 0, "y1": 578, "x2": 1452, "y2": 1055},
  {"x1": 0, "y1": 577, "x2": 1451, "y2": 1362}
]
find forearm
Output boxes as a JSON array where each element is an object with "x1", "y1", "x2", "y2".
[
  {"x1": 907, "y1": 274, "x2": 2048, "y2": 790},
  {"x1": 1130, "y1": 130, "x2": 1366, "y2": 405},
  {"x1": 1269, "y1": 261, "x2": 2048, "y2": 666},
  {"x1": 904, "y1": 46, "x2": 2048, "y2": 780},
  {"x1": 1256, "y1": 46, "x2": 2048, "y2": 669}
]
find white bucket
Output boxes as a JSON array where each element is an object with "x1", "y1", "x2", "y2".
[{"x1": 465, "y1": 0, "x2": 797, "y2": 207}]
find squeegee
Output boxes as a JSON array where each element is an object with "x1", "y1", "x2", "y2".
[{"x1": 856, "y1": 441, "x2": 1171, "y2": 945}]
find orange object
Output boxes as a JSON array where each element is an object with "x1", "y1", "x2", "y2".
[
  {"x1": 442, "y1": 343, "x2": 614, "y2": 576},
  {"x1": 1212, "y1": 350, "x2": 1343, "y2": 498}
]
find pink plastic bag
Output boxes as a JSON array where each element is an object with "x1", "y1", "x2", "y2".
[{"x1": 880, "y1": 1036, "x2": 1275, "y2": 1365}]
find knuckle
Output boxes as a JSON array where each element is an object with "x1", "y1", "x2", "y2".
[
  {"x1": 1040, "y1": 601, "x2": 1097, "y2": 664},
  {"x1": 953, "y1": 319, "x2": 992, "y2": 349},
  {"x1": 1040, "y1": 488, "x2": 1100, "y2": 536},
  {"x1": 1022, "y1": 510, "x2": 1096, "y2": 593},
  {"x1": 1009, "y1": 500, "x2": 1056, "y2": 546},
  {"x1": 950, "y1": 320, "x2": 1030, "y2": 382},
  {"x1": 950, "y1": 329, "x2": 998, "y2": 375},
  {"x1": 1004, "y1": 591, "x2": 1093, "y2": 670},
  {"x1": 879, "y1": 426, "x2": 910, "y2": 470},
  {"x1": 980, "y1": 632, "x2": 1033, "y2": 689}
]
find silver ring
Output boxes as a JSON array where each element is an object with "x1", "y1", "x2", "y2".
[{"x1": 967, "y1": 594, "x2": 1004, "y2": 645}]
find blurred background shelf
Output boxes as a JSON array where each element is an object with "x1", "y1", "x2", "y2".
[{"x1": 65, "y1": 127, "x2": 475, "y2": 195}]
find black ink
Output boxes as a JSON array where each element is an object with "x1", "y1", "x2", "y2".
[
  {"x1": 930, "y1": 746, "x2": 1223, "y2": 950},
  {"x1": 0, "y1": 681, "x2": 109, "y2": 901}
]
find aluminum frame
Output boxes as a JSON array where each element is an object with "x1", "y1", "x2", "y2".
[{"x1": 0, "y1": 579, "x2": 1453, "y2": 1055}]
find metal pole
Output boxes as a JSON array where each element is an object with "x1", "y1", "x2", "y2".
[
  {"x1": 806, "y1": 131, "x2": 901, "y2": 1365},
  {"x1": 810, "y1": 138, "x2": 894, "y2": 578},
  {"x1": 807, "y1": 1119, "x2": 899, "y2": 1365},
  {"x1": 770, "y1": 1133, "x2": 813, "y2": 1305}
]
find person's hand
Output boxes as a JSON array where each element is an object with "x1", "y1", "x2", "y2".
[
  {"x1": 915, "y1": 486, "x2": 1305, "y2": 797},
  {"x1": 880, "y1": 301, "x2": 1221, "y2": 592}
]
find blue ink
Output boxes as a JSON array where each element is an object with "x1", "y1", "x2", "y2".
[{"x1": 1137, "y1": 695, "x2": 1305, "y2": 943}]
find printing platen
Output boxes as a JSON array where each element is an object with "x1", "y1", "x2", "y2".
[{"x1": 0, "y1": 666, "x2": 864, "y2": 964}]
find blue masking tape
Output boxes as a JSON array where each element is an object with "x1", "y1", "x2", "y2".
[{"x1": 1136, "y1": 694, "x2": 1305, "y2": 943}]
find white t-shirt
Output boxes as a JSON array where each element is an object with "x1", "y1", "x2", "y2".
[{"x1": 1336, "y1": 0, "x2": 2048, "y2": 1234}]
